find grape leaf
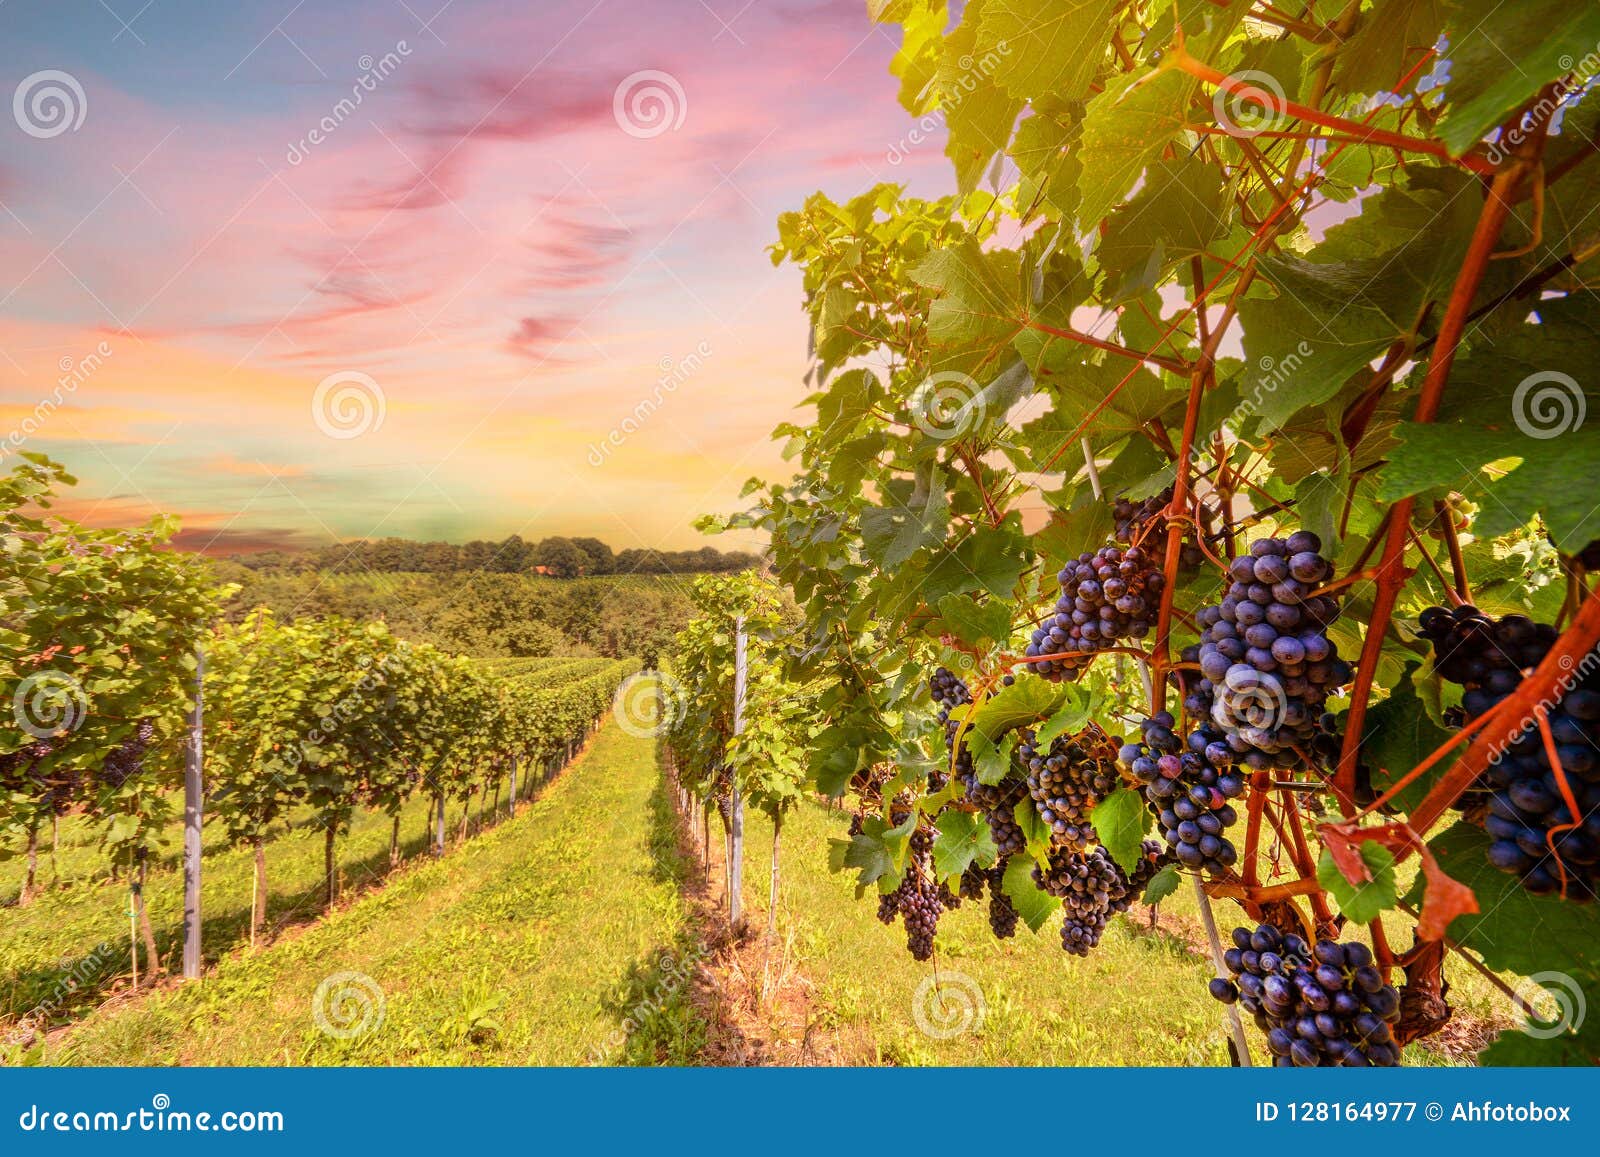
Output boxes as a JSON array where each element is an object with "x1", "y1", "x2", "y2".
[
  {"x1": 938, "y1": 0, "x2": 1025, "y2": 192},
  {"x1": 1002, "y1": 850, "x2": 1061, "y2": 932},
  {"x1": 975, "y1": 0, "x2": 1118, "y2": 103},
  {"x1": 933, "y1": 809, "x2": 999, "y2": 880},
  {"x1": 1142, "y1": 863, "x2": 1182, "y2": 906},
  {"x1": 1333, "y1": 0, "x2": 1443, "y2": 98},
  {"x1": 1031, "y1": 684, "x2": 1096, "y2": 748},
  {"x1": 966, "y1": 727, "x2": 1020, "y2": 786},
  {"x1": 1317, "y1": 843, "x2": 1398, "y2": 924},
  {"x1": 1429, "y1": 822, "x2": 1600, "y2": 978},
  {"x1": 1074, "y1": 70, "x2": 1197, "y2": 231},
  {"x1": 1364, "y1": 665, "x2": 1457, "y2": 812},
  {"x1": 936, "y1": 593, "x2": 1013, "y2": 647},
  {"x1": 967, "y1": 676, "x2": 1068, "y2": 740},
  {"x1": 860, "y1": 472, "x2": 950, "y2": 569},
  {"x1": 1438, "y1": 0, "x2": 1600, "y2": 157},
  {"x1": 1092, "y1": 787, "x2": 1150, "y2": 875}
]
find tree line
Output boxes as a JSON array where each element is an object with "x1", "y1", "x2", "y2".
[{"x1": 226, "y1": 534, "x2": 759, "y2": 578}]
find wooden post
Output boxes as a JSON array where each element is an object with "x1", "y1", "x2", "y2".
[
  {"x1": 434, "y1": 794, "x2": 446, "y2": 856},
  {"x1": 182, "y1": 646, "x2": 205, "y2": 981},
  {"x1": 509, "y1": 757, "x2": 518, "y2": 817},
  {"x1": 1194, "y1": 874, "x2": 1253, "y2": 1066},
  {"x1": 768, "y1": 811, "x2": 782, "y2": 939},
  {"x1": 729, "y1": 616, "x2": 747, "y2": 934}
]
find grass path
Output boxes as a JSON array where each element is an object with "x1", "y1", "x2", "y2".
[{"x1": 57, "y1": 720, "x2": 705, "y2": 1066}]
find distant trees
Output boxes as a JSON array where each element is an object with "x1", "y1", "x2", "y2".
[{"x1": 226, "y1": 533, "x2": 758, "y2": 577}]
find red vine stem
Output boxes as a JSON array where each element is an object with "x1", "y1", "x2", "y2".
[
  {"x1": 1167, "y1": 46, "x2": 1498, "y2": 176},
  {"x1": 1407, "y1": 590, "x2": 1600, "y2": 839},
  {"x1": 1333, "y1": 156, "x2": 1529, "y2": 804},
  {"x1": 1026, "y1": 321, "x2": 1190, "y2": 375}
]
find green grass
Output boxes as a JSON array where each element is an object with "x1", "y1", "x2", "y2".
[
  {"x1": 719, "y1": 797, "x2": 1516, "y2": 1066},
  {"x1": 54, "y1": 717, "x2": 706, "y2": 1066},
  {"x1": 0, "y1": 771, "x2": 528, "y2": 1024}
]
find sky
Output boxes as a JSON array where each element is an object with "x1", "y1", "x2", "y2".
[{"x1": 0, "y1": 0, "x2": 949, "y2": 553}]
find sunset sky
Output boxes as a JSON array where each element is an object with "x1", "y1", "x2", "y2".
[{"x1": 0, "y1": 0, "x2": 948, "y2": 553}]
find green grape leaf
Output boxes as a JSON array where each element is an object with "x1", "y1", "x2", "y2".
[
  {"x1": 966, "y1": 727, "x2": 1020, "y2": 786},
  {"x1": 1032, "y1": 684, "x2": 1096, "y2": 748},
  {"x1": 1317, "y1": 842, "x2": 1399, "y2": 924},
  {"x1": 1002, "y1": 851, "x2": 1061, "y2": 932},
  {"x1": 938, "y1": 0, "x2": 1025, "y2": 192},
  {"x1": 1364, "y1": 665, "x2": 1457, "y2": 812},
  {"x1": 936, "y1": 593, "x2": 1014, "y2": 648},
  {"x1": 1092, "y1": 787, "x2": 1150, "y2": 876},
  {"x1": 1430, "y1": 822, "x2": 1600, "y2": 979},
  {"x1": 967, "y1": 676, "x2": 1068, "y2": 740},
  {"x1": 1438, "y1": 1, "x2": 1600, "y2": 157},
  {"x1": 933, "y1": 809, "x2": 999, "y2": 880},
  {"x1": 1142, "y1": 863, "x2": 1182, "y2": 907},
  {"x1": 1333, "y1": 0, "x2": 1444, "y2": 98},
  {"x1": 975, "y1": 0, "x2": 1118, "y2": 103}
]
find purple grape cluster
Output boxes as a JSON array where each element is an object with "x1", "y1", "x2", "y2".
[
  {"x1": 1420, "y1": 605, "x2": 1600, "y2": 900},
  {"x1": 1033, "y1": 841, "x2": 1164, "y2": 956},
  {"x1": 876, "y1": 818, "x2": 946, "y2": 960},
  {"x1": 1186, "y1": 532, "x2": 1350, "y2": 763},
  {"x1": 1026, "y1": 545, "x2": 1165, "y2": 682},
  {"x1": 1209, "y1": 923, "x2": 1402, "y2": 1066},
  {"x1": 1114, "y1": 487, "x2": 1204, "y2": 569},
  {"x1": 1019, "y1": 725, "x2": 1122, "y2": 850},
  {"x1": 1119, "y1": 712, "x2": 1243, "y2": 873},
  {"x1": 987, "y1": 863, "x2": 1018, "y2": 939}
]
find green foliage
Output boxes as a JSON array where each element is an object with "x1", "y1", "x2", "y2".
[
  {"x1": 665, "y1": 574, "x2": 811, "y2": 823},
  {"x1": 702, "y1": 0, "x2": 1600, "y2": 1065}
]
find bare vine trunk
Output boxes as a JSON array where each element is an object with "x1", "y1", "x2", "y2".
[
  {"x1": 251, "y1": 837, "x2": 267, "y2": 947},
  {"x1": 21, "y1": 821, "x2": 38, "y2": 905},
  {"x1": 135, "y1": 850, "x2": 161, "y2": 978},
  {"x1": 323, "y1": 825, "x2": 338, "y2": 908},
  {"x1": 768, "y1": 812, "x2": 782, "y2": 939}
]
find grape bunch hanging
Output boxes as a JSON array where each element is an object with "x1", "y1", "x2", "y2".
[
  {"x1": 1419, "y1": 604, "x2": 1600, "y2": 900},
  {"x1": 1025, "y1": 545, "x2": 1165, "y2": 682},
  {"x1": 1119, "y1": 712, "x2": 1243, "y2": 872},
  {"x1": 1209, "y1": 924, "x2": 1401, "y2": 1066},
  {"x1": 1185, "y1": 532, "x2": 1351, "y2": 763},
  {"x1": 1033, "y1": 841, "x2": 1164, "y2": 956},
  {"x1": 1019, "y1": 724, "x2": 1121, "y2": 850}
]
